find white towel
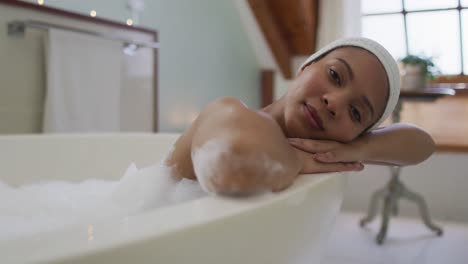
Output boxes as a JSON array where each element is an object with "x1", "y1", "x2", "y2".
[{"x1": 43, "y1": 29, "x2": 123, "y2": 132}]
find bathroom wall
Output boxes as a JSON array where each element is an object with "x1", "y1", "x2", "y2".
[
  {"x1": 343, "y1": 153, "x2": 468, "y2": 223},
  {"x1": 19, "y1": 0, "x2": 261, "y2": 132},
  {"x1": 1, "y1": 1, "x2": 259, "y2": 133},
  {"x1": 0, "y1": 3, "x2": 156, "y2": 133},
  {"x1": 142, "y1": 1, "x2": 260, "y2": 131},
  {"x1": 24, "y1": 0, "x2": 129, "y2": 21},
  {"x1": 0, "y1": 7, "x2": 44, "y2": 133}
]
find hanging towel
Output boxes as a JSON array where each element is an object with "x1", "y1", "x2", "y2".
[{"x1": 43, "y1": 29, "x2": 122, "y2": 132}]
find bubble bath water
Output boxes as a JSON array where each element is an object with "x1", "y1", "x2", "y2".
[{"x1": 0, "y1": 163, "x2": 206, "y2": 241}]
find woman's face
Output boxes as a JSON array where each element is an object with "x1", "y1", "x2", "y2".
[{"x1": 284, "y1": 47, "x2": 389, "y2": 142}]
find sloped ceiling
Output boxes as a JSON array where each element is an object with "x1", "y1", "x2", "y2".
[{"x1": 247, "y1": 0, "x2": 319, "y2": 79}]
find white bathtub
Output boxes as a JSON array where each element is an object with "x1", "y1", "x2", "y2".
[{"x1": 0, "y1": 133, "x2": 345, "y2": 264}]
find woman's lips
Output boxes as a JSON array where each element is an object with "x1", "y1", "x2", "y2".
[{"x1": 303, "y1": 103, "x2": 324, "y2": 130}]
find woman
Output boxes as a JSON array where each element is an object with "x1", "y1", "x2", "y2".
[{"x1": 165, "y1": 38, "x2": 434, "y2": 196}]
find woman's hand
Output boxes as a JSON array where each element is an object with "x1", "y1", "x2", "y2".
[
  {"x1": 290, "y1": 141, "x2": 364, "y2": 174},
  {"x1": 288, "y1": 138, "x2": 366, "y2": 174}
]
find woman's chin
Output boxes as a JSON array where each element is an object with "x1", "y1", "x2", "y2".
[{"x1": 286, "y1": 126, "x2": 313, "y2": 139}]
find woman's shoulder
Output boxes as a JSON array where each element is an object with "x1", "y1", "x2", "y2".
[
  {"x1": 197, "y1": 97, "x2": 285, "y2": 148},
  {"x1": 203, "y1": 97, "x2": 273, "y2": 123},
  {"x1": 204, "y1": 97, "x2": 247, "y2": 112}
]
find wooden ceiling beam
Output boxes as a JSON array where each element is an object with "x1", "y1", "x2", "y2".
[
  {"x1": 248, "y1": 0, "x2": 293, "y2": 79},
  {"x1": 298, "y1": 0, "x2": 319, "y2": 54},
  {"x1": 269, "y1": 0, "x2": 319, "y2": 55}
]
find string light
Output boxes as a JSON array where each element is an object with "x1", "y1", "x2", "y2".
[
  {"x1": 126, "y1": 19, "x2": 134, "y2": 26},
  {"x1": 37, "y1": 0, "x2": 44, "y2": 5},
  {"x1": 90, "y1": 10, "x2": 97, "y2": 17}
]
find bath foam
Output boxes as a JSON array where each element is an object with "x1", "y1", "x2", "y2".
[
  {"x1": 192, "y1": 138, "x2": 285, "y2": 194},
  {"x1": 0, "y1": 163, "x2": 206, "y2": 241}
]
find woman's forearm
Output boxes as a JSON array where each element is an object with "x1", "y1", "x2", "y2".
[{"x1": 359, "y1": 123, "x2": 435, "y2": 166}]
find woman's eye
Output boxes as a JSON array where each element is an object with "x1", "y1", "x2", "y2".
[
  {"x1": 329, "y1": 69, "x2": 341, "y2": 86},
  {"x1": 351, "y1": 106, "x2": 361, "y2": 123}
]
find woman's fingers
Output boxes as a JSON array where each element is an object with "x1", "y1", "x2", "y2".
[
  {"x1": 293, "y1": 145, "x2": 364, "y2": 174},
  {"x1": 289, "y1": 138, "x2": 356, "y2": 162},
  {"x1": 289, "y1": 138, "x2": 363, "y2": 163},
  {"x1": 288, "y1": 138, "x2": 339, "y2": 153},
  {"x1": 314, "y1": 147, "x2": 365, "y2": 163},
  {"x1": 314, "y1": 152, "x2": 337, "y2": 162},
  {"x1": 314, "y1": 151, "x2": 356, "y2": 163},
  {"x1": 318, "y1": 161, "x2": 363, "y2": 173},
  {"x1": 289, "y1": 138, "x2": 366, "y2": 163},
  {"x1": 301, "y1": 159, "x2": 364, "y2": 174}
]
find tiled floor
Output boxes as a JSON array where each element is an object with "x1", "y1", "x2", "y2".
[{"x1": 321, "y1": 212, "x2": 468, "y2": 264}]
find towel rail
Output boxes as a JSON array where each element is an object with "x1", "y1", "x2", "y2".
[{"x1": 7, "y1": 20, "x2": 160, "y2": 49}]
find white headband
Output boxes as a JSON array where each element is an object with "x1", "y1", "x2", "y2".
[{"x1": 299, "y1": 37, "x2": 400, "y2": 130}]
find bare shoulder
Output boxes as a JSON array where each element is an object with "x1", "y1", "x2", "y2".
[
  {"x1": 199, "y1": 97, "x2": 276, "y2": 128},
  {"x1": 201, "y1": 97, "x2": 248, "y2": 117},
  {"x1": 165, "y1": 97, "x2": 254, "y2": 180},
  {"x1": 208, "y1": 97, "x2": 247, "y2": 108},
  {"x1": 195, "y1": 97, "x2": 290, "y2": 163}
]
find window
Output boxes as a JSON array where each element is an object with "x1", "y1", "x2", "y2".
[{"x1": 361, "y1": 0, "x2": 468, "y2": 76}]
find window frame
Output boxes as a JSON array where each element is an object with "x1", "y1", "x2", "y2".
[{"x1": 362, "y1": 0, "x2": 468, "y2": 83}]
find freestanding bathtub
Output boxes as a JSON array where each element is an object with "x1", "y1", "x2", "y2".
[{"x1": 0, "y1": 133, "x2": 345, "y2": 264}]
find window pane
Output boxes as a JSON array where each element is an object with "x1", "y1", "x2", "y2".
[
  {"x1": 461, "y1": 0, "x2": 468, "y2": 7},
  {"x1": 407, "y1": 11, "x2": 461, "y2": 74},
  {"x1": 405, "y1": 0, "x2": 458, "y2": 11},
  {"x1": 362, "y1": 15, "x2": 406, "y2": 60},
  {"x1": 463, "y1": 10, "x2": 468, "y2": 74},
  {"x1": 361, "y1": 0, "x2": 402, "y2": 14}
]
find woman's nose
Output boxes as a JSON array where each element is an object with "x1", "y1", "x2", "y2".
[{"x1": 321, "y1": 94, "x2": 343, "y2": 118}]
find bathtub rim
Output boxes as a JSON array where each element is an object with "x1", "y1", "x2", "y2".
[{"x1": 1, "y1": 173, "x2": 346, "y2": 264}]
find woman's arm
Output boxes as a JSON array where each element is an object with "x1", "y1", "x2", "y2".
[
  {"x1": 289, "y1": 123, "x2": 435, "y2": 167},
  {"x1": 189, "y1": 97, "x2": 302, "y2": 195},
  {"x1": 356, "y1": 123, "x2": 435, "y2": 166}
]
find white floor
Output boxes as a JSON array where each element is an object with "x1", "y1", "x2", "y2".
[{"x1": 322, "y1": 212, "x2": 468, "y2": 264}]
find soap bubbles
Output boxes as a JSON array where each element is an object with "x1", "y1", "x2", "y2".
[{"x1": 0, "y1": 162, "x2": 207, "y2": 241}]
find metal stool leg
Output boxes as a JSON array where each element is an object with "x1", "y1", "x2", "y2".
[
  {"x1": 400, "y1": 186, "x2": 443, "y2": 236},
  {"x1": 392, "y1": 198, "x2": 399, "y2": 216},
  {"x1": 376, "y1": 193, "x2": 396, "y2": 244},
  {"x1": 360, "y1": 187, "x2": 388, "y2": 227}
]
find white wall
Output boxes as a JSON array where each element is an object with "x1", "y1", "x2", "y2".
[
  {"x1": 0, "y1": 10, "x2": 44, "y2": 133},
  {"x1": 343, "y1": 153, "x2": 468, "y2": 223}
]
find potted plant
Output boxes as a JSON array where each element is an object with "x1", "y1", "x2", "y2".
[{"x1": 399, "y1": 54, "x2": 438, "y2": 90}]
